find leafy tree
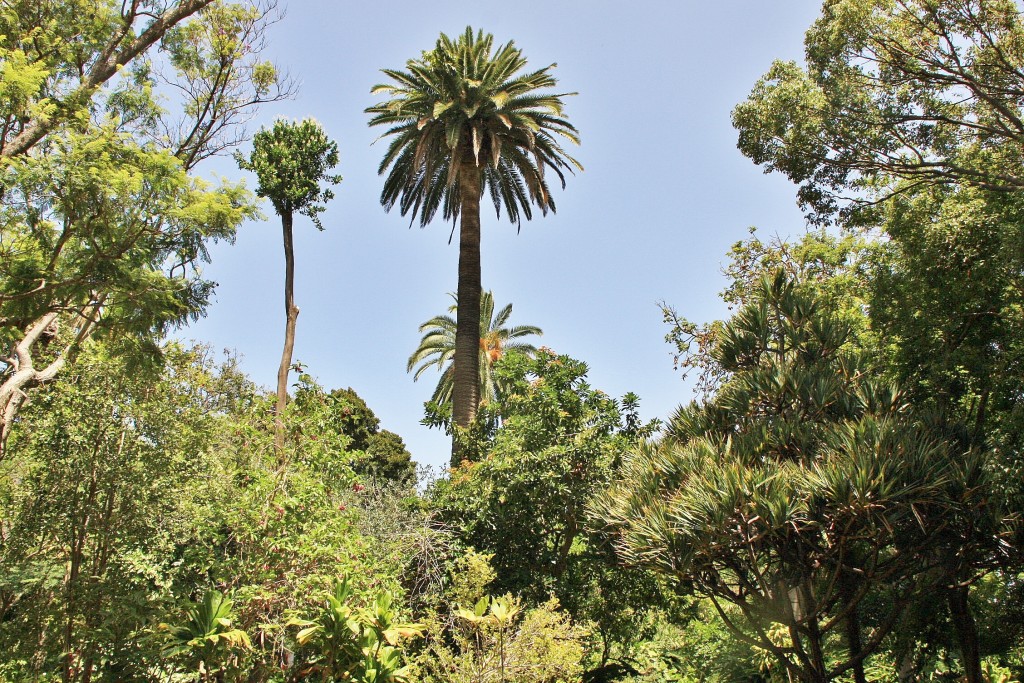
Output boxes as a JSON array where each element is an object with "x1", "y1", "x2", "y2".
[
  {"x1": 596, "y1": 273, "x2": 997, "y2": 683},
  {"x1": 409, "y1": 291, "x2": 543, "y2": 409},
  {"x1": 868, "y1": 185, "x2": 1024, "y2": 449},
  {"x1": 290, "y1": 383, "x2": 416, "y2": 486},
  {"x1": 0, "y1": 342, "x2": 233, "y2": 681},
  {"x1": 361, "y1": 430, "x2": 416, "y2": 486},
  {"x1": 733, "y1": 0, "x2": 1024, "y2": 222},
  {"x1": 325, "y1": 387, "x2": 382, "y2": 452},
  {"x1": 0, "y1": 125, "x2": 257, "y2": 449},
  {"x1": 0, "y1": 0, "x2": 285, "y2": 450},
  {"x1": 432, "y1": 350, "x2": 663, "y2": 671},
  {"x1": 866, "y1": 186, "x2": 1024, "y2": 682},
  {"x1": 661, "y1": 227, "x2": 874, "y2": 398},
  {"x1": 736, "y1": 9, "x2": 1024, "y2": 660},
  {"x1": 0, "y1": 0, "x2": 218, "y2": 158},
  {"x1": 235, "y1": 118, "x2": 341, "y2": 458},
  {"x1": 367, "y1": 26, "x2": 581, "y2": 440},
  {"x1": 664, "y1": 223, "x2": 1024, "y2": 682},
  {"x1": 158, "y1": 2, "x2": 294, "y2": 165}
]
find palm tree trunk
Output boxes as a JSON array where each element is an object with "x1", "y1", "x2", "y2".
[
  {"x1": 451, "y1": 166, "x2": 482, "y2": 465},
  {"x1": 275, "y1": 210, "x2": 298, "y2": 462}
]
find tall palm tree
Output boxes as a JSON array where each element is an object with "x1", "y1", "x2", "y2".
[
  {"x1": 408, "y1": 291, "x2": 542, "y2": 408},
  {"x1": 367, "y1": 27, "x2": 580, "y2": 437}
]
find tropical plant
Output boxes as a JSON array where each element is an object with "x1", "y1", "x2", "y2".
[
  {"x1": 594, "y1": 272, "x2": 996, "y2": 683},
  {"x1": 161, "y1": 589, "x2": 251, "y2": 682},
  {"x1": 408, "y1": 291, "x2": 542, "y2": 408},
  {"x1": 288, "y1": 577, "x2": 423, "y2": 682},
  {"x1": 367, "y1": 26, "x2": 581, "y2": 439},
  {"x1": 235, "y1": 118, "x2": 341, "y2": 459},
  {"x1": 420, "y1": 594, "x2": 586, "y2": 683}
]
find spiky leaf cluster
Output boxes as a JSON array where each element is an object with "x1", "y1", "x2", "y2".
[
  {"x1": 367, "y1": 26, "x2": 581, "y2": 227},
  {"x1": 408, "y1": 290, "x2": 542, "y2": 407},
  {"x1": 594, "y1": 272, "x2": 992, "y2": 681}
]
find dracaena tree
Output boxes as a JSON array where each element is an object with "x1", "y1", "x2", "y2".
[
  {"x1": 367, "y1": 27, "x2": 581, "y2": 453},
  {"x1": 594, "y1": 273, "x2": 997, "y2": 683},
  {"x1": 235, "y1": 118, "x2": 340, "y2": 459}
]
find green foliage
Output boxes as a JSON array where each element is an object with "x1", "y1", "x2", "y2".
[
  {"x1": 662, "y1": 227, "x2": 874, "y2": 397},
  {"x1": 366, "y1": 26, "x2": 581, "y2": 227},
  {"x1": 0, "y1": 0, "x2": 283, "y2": 444},
  {"x1": 419, "y1": 595, "x2": 586, "y2": 683},
  {"x1": 0, "y1": 341, "x2": 236, "y2": 680},
  {"x1": 409, "y1": 291, "x2": 543, "y2": 408},
  {"x1": 156, "y1": 1, "x2": 292, "y2": 165},
  {"x1": 160, "y1": 589, "x2": 252, "y2": 681},
  {"x1": 431, "y1": 349, "x2": 664, "y2": 668},
  {"x1": 0, "y1": 123, "x2": 256, "y2": 338},
  {"x1": 598, "y1": 273, "x2": 1000, "y2": 683},
  {"x1": 290, "y1": 381, "x2": 415, "y2": 486},
  {"x1": 361, "y1": 430, "x2": 417, "y2": 485},
  {"x1": 235, "y1": 117, "x2": 341, "y2": 229},
  {"x1": 733, "y1": 0, "x2": 1024, "y2": 222},
  {"x1": 869, "y1": 186, "x2": 1024, "y2": 447},
  {"x1": 288, "y1": 578, "x2": 424, "y2": 682}
]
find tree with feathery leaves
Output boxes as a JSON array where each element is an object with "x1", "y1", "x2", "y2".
[{"x1": 408, "y1": 290, "x2": 542, "y2": 409}]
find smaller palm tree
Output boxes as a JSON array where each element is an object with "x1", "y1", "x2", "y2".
[{"x1": 409, "y1": 291, "x2": 541, "y2": 407}]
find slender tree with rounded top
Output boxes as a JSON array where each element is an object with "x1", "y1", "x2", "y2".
[
  {"x1": 367, "y1": 27, "x2": 580, "y2": 458},
  {"x1": 235, "y1": 118, "x2": 340, "y2": 459}
]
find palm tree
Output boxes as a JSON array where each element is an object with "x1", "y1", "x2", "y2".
[
  {"x1": 367, "y1": 27, "x2": 580, "y2": 437},
  {"x1": 408, "y1": 291, "x2": 542, "y2": 408}
]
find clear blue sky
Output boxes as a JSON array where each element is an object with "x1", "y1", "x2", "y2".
[{"x1": 184, "y1": 1, "x2": 824, "y2": 470}]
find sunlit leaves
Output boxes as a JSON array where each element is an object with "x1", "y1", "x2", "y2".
[{"x1": 235, "y1": 117, "x2": 341, "y2": 229}]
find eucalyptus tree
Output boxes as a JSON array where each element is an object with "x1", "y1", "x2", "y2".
[
  {"x1": 408, "y1": 291, "x2": 542, "y2": 409},
  {"x1": 367, "y1": 27, "x2": 581, "y2": 441},
  {"x1": 235, "y1": 118, "x2": 340, "y2": 457}
]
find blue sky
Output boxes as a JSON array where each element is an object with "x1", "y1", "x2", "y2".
[{"x1": 184, "y1": 1, "x2": 824, "y2": 470}]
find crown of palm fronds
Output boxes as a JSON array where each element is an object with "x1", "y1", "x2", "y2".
[
  {"x1": 408, "y1": 291, "x2": 542, "y2": 406},
  {"x1": 367, "y1": 27, "x2": 582, "y2": 228}
]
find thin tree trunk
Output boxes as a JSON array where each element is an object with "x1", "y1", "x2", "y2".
[
  {"x1": 451, "y1": 166, "x2": 482, "y2": 465},
  {"x1": 274, "y1": 211, "x2": 298, "y2": 462},
  {"x1": 948, "y1": 583, "x2": 983, "y2": 683},
  {"x1": 839, "y1": 570, "x2": 868, "y2": 683},
  {"x1": 798, "y1": 584, "x2": 828, "y2": 683}
]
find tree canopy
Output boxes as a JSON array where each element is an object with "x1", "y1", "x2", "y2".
[{"x1": 734, "y1": 0, "x2": 1024, "y2": 222}]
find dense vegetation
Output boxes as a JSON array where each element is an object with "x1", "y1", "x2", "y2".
[{"x1": 1, "y1": 1, "x2": 1023, "y2": 682}]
